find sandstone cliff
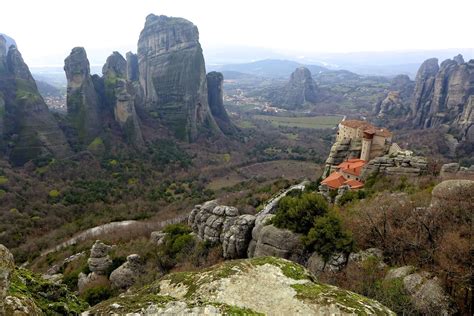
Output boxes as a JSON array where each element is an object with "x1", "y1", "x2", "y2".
[
  {"x1": 0, "y1": 37, "x2": 71, "y2": 165},
  {"x1": 410, "y1": 55, "x2": 474, "y2": 141},
  {"x1": 206, "y1": 71, "x2": 238, "y2": 135},
  {"x1": 137, "y1": 14, "x2": 221, "y2": 141},
  {"x1": 102, "y1": 51, "x2": 144, "y2": 145},
  {"x1": 274, "y1": 67, "x2": 318, "y2": 108},
  {"x1": 64, "y1": 47, "x2": 102, "y2": 147}
]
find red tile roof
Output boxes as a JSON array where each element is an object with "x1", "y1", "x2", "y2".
[
  {"x1": 322, "y1": 170, "x2": 366, "y2": 190},
  {"x1": 344, "y1": 179, "x2": 365, "y2": 189},
  {"x1": 321, "y1": 172, "x2": 346, "y2": 189},
  {"x1": 337, "y1": 159, "x2": 366, "y2": 177}
]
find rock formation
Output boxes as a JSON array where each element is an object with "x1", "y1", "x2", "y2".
[
  {"x1": 206, "y1": 71, "x2": 238, "y2": 135},
  {"x1": 109, "y1": 254, "x2": 143, "y2": 290},
  {"x1": 410, "y1": 55, "x2": 474, "y2": 141},
  {"x1": 188, "y1": 200, "x2": 256, "y2": 259},
  {"x1": 274, "y1": 67, "x2": 318, "y2": 108},
  {"x1": 102, "y1": 52, "x2": 144, "y2": 145},
  {"x1": 0, "y1": 244, "x2": 87, "y2": 315},
  {"x1": 360, "y1": 152, "x2": 428, "y2": 179},
  {"x1": 137, "y1": 14, "x2": 220, "y2": 141},
  {"x1": 64, "y1": 47, "x2": 102, "y2": 147},
  {"x1": 87, "y1": 257, "x2": 395, "y2": 315},
  {"x1": 0, "y1": 41, "x2": 71, "y2": 165},
  {"x1": 78, "y1": 240, "x2": 113, "y2": 293},
  {"x1": 374, "y1": 75, "x2": 414, "y2": 119},
  {"x1": 126, "y1": 52, "x2": 139, "y2": 82},
  {"x1": 385, "y1": 266, "x2": 455, "y2": 315}
]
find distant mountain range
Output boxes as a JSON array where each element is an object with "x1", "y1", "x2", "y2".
[{"x1": 208, "y1": 59, "x2": 328, "y2": 79}]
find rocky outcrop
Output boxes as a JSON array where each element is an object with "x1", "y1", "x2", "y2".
[
  {"x1": 88, "y1": 240, "x2": 113, "y2": 274},
  {"x1": 88, "y1": 257, "x2": 395, "y2": 315},
  {"x1": 274, "y1": 67, "x2": 318, "y2": 109},
  {"x1": 206, "y1": 71, "x2": 238, "y2": 135},
  {"x1": 103, "y1": 52, "x2": 144, "y2": 145},
  {"x1": 411, "y1": 55, "x2": 474, "y2": 141},
  {"x1": 137, "y1": 14, "x2": 220, "y2": 141},
  {"x1": 0, "y1": 244, "x2": 14, "y2": 314},
  {"x1": 439, "y1": 162, "x2": 474, "y2": 179},
  {"x1": 1, "y1": 244, "x2": 87, "y2": 315},
  {"x1": 385, "y1": 266, "x2": 455, "y2": 315},
  {"x1": 222, "y1": 215, "x2": 255, "y2": 259},
  {"x1": 150, "y1": 231, "x2": 167, "y2": 246},
  {"x1": 361, "y1": 153, "x2": 428, "y2": 180},
  {"x1": 0, "y1": 43, "x2": 71, "y2": 165},
  {"x1": 188, "y1": 200, "x2": 255, "y2": 259},
  {"x1": 109, "y1": 254, "x2": 143, "y2": 290},
  {"x1": 374, "y1": 75, "x2": 414, "y2": 118},
  {"x1": 64, "y1": 47, "x2": 102, "y2": 146}
]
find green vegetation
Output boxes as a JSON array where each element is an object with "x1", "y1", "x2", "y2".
[
  {"x1": 272, "y1": 191, "x2": 329, "y2": 234},
  {"x1": 82, "y1": 285, "x2": 114, "y2": 306},
  {"x1": 303, "y1": 213, "x2": 354, "y2": 263},
  {"x1": 8, "y1": 267, "x2": 88, "y2": 314},
  {"x1": 253, "y1": 115, "x2": 341, "y2": 129}
]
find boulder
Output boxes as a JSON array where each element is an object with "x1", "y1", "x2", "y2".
[
  {"x1": 109, "y1": 254, "x2": 143, "y2": 290},
  {"x1": 430, "y1": 179, "x2": 474, "y2": 210},
  {"x1": 0, "y1": 244, "x2": 15, "y2": 314},
  {"x1": 440, "y1": 163, "x2": 460, "y2": 177},
  {"x1": 247, "y1": 214, "x2": 274, "y2": 258},
  {"x1": 252, "y1": 224, "x2": 304, "y2": 263},
  {"x1": 385, "y1": 265, "x2": 416, "y2": 281},
  {"x1": 385, "y1": 266, "x2": 455, "y2": 315},
  {"x1": 306, "y1": 252, "x2": 347, "y2": 275}
]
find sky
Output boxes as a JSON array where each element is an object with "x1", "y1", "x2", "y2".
[{"x1": 2, "y1": 0, "x2": 474, "y2": 67}]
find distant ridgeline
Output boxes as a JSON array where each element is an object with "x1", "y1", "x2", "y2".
[{"x1": 0, "y1": 15, "x2": 238, "y2": 166}]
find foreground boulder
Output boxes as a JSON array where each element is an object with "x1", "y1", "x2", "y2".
[{"x1": 88, "y1": 257, "x2": 394, "y2": 315}]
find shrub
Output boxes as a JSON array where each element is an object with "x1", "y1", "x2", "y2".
[
  {"x1": 82, "y1": 285, "x2": 113, "y2": 306},
  {"x1": 272, "y1": 192, "x2": 329, "y2": 234},
  {"x1": 303, "y1": 213, "x2": 354, "y2": 263}
]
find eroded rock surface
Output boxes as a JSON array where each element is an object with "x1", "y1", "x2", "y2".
[
  {"x1": 137, "y1": 14, "x2": 220, "y2": 141},
  {"x1": 88, "y1": 257, "x2": 395, "y2": 315},
  {"x1": 110, "y1": 254, "x2": 143, "y2": 290}
]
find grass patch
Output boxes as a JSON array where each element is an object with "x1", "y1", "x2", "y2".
[{"x1": 253, "y1": 115, "x2": 342, "y2": 129}]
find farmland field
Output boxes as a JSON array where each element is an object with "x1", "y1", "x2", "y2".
[{"x1": 253, "y1": 115, "x2": 342, "y2": 129}]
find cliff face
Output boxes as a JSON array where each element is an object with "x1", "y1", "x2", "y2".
[
  {"x1": 64, "y1": 47, "x2": 102, "y2": 147},
  {"x1": 410, "y1": 55, "x2": 474, "y2": 140},
  {"x1": 102, "y1": 52, "x2": 144, "y2": 145},
  {"x1": 137, "y1": 14, "x2": 220, "y2": 141},
  {"x1": 275, "y1": 67, "x2": 318, "y2": 109},
  {"x1": 0, "y1": 37, "x2": 70, "y2": 165},
  {"x1": 206, "y1": 71, "x2": 238, "y2": 135}
]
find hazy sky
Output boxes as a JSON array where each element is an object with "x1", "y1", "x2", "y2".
[{"x1": 2, "y1": 0, "x2": 474, "y2": 66}]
